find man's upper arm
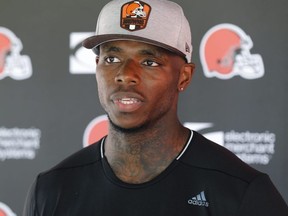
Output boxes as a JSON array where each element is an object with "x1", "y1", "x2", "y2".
[
  {"x1": 23, "y1": 178, "x2": 38, "y2": 216},
  {"x1": 238, "y1": 174, "x2": 288, "y2": 216}
]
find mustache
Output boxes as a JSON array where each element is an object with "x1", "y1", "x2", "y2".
[{"x1": 110, "y1": 85, "x2": 145, "y2": 98}]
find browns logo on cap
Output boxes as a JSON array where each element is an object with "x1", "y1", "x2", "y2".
[{"x1": 120, "y1": 1, "x2": 151, "y2": 31}]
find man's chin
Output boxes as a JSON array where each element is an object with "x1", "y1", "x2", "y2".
[{"x1": 107, "y1": 115, "x2": 148, "y2": 134}]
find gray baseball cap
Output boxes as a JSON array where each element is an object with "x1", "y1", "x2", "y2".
[{"x1": 83, "y1": 0, "x2": 192, "y2": 63}]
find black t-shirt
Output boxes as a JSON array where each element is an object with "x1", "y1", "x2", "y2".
[{"x1": 23, "y1": 131, "x2": 288, "y2": 216}]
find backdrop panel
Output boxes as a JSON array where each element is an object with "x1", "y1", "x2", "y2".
[{"x1": 0, "y1": 0, "x2": 287, "y2": 214}]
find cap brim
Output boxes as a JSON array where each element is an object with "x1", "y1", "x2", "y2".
[{"x1": 82, "y1": 34, "x2": 186, "y2": 59}]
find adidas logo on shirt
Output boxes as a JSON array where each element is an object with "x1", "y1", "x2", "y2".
[{"x1": 188, "y1": 191, "x2": 209, "y2": 207}]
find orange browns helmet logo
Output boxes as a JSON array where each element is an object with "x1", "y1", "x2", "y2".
[
  {"x1": 0, "y1": 202, "x2": 16, "y2": 216},
  {"x1": 200, "y1": 23, "x2": 264, "y2": 80},
  {"x1": 83, "y1": 115, "x2": 109, "y2": 147},
  {"x1": 120, "y1": 1, "x2": 151, "y2": 31},
  {"x1": 0, "y1": 26, "x2": 32, "y2": 80}
]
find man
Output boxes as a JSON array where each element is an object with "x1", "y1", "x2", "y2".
[{"x1": 23, "y1": 0, "x2": 288, "y2": 215}]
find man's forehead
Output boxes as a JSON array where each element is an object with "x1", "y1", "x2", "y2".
[{"x1": 100, "y1": 40, "x2": 174, "y2": 57}]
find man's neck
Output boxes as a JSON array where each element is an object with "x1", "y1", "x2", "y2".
[{"x1": 104, "y1": 122, "x2": 190, "y2": 184}]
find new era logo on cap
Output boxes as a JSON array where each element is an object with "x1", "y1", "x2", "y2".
[{"x1": 121, "y1": 1, "x2": 151, "y2": 31}]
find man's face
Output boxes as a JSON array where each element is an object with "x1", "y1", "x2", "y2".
[{"x1": 95, "y1": 40, "x2": 186, "y2": 131}]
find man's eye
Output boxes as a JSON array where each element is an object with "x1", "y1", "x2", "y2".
[
  {"x1": 142, "y1": 60, "x2": 159, "y2": 67},
  {"x1": 104, "y1": 56, "x2": 120, "y2": 63}
]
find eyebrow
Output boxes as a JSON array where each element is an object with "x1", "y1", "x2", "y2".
[
  {"x1": 101, "y1": 45, "x2": 123, "y2": 53},
  {"x1": 139, "y1": 48, "x2": 164, "y2": 57}
]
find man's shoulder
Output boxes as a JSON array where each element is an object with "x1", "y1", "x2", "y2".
[
  {"x1": 40, "y1": 140, "x2": 102, "y2": 177},
  {"x1": 181, "y1": 131, "x2": 262, "y2": 183}
]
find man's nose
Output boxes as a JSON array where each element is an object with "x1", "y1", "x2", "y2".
[{"x1": 115, "y1": 59, "x2": 140, "y2": 85}]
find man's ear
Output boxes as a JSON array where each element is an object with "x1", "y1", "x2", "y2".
[{"x1": 178, "y1": 63, "x2": 195, "y2": 91}]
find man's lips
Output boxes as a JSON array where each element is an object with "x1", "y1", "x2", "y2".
[
  {"x1": 114, "y1": 98, "x2": 141, "y2": 104},
  {"x1": 111, "y1": 92, "x2": 144, "y2": 112}
]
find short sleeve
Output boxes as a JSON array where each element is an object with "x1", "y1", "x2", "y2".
[
  {"x1": 22, "y1": 178, "x2": 38, "y2": 216},
  {"x1": 238, "y1": 174, "x2": 288, "y2": 216}
]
